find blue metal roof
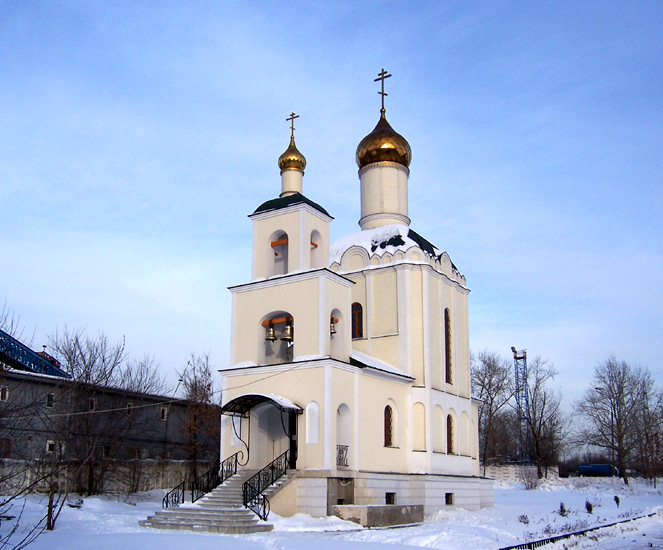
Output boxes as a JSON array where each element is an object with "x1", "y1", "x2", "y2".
[{"x1": 0, "y1": 329, "x2": 71, "y2": 379}]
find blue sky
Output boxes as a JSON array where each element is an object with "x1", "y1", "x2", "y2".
[{"x1": 1, "y1": 1, "x2": 661, "y2": 405}]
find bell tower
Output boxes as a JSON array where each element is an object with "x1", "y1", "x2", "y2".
[{"x1": 228, "y1": 114, "x2": 353, "y2": 367}]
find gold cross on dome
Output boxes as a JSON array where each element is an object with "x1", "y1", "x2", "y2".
[
  {"x1": 374, "y1": 68, "x2": 392, "y2": 111},
  {"x1": 286, "y1": 112, "x2": 299, "y2": 138}
]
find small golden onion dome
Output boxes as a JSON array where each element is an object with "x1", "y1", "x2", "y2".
[
  {"x1": 278, "y1": 137, "x2": 307, "y2": 173},
  {"x1": 356, "y1": 109, "x2": 412, "y2": 169}
]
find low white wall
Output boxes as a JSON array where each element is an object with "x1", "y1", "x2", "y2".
[
  {"x1": 273, "y1": 470, "x2": 493, "y2": 517},
  {"x1": 484, "y1": 464, "x2": 559, "y2": 484}
]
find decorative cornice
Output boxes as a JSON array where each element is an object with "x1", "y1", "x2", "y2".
[
  {"x1": 219, "y1": 356, "x2": 412, "y2": 383},
  {"x1": 334, "y1": 259, "x2": 470, "y2": 294},
  {"x1": 358, "y1": 160, "x2": 410, "y2": 177},
  {"x1": 228, "y1": 267, "x2": 354, "y2": 293},
  {"x1": 359, "y1": 212, "x2": 411, "y2": 227}
]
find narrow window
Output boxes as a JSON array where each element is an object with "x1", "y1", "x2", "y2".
[
  {"x1": 445, "y1": 492, "x2": 454, "y2": 505},
  {"x1": 444, "y1": 308, "x2": 452, "y2": 383},
  {"x1": 46, "y1": 440, "x2": 56, "y2": 453},
  {"x1": 88, "y1": 397, "x2": 96, "y2": 411},
  {"x1": 103, "y1": 445, "x2": 111, "y2": 459},
  {"x1": 160, "y1": 407, "x2": 168, "y2": 421},
  {"x1": 351, "y1": 303, "x2": 363, "y2": 339},
  {"x1": 384, "y1": 405, "x2": 393, "y2": 447},
  {"x1": 46, "y1": 393, "x2": 55, "y2": 408},
  {"x1": 386, "y1": 492, "x2": 396, "y2": 505},
  {"x1": 126, "y1": 402, "x2": 133, "y2": 415},
  {"x1": 0, "y1": 386, "x2": 9, "y2": 401},
  {"x1": 0, "y1": 438, "x2": 12, "y2": 458},
  {"x1": 447, "y1": 415, "x2": 454, "y2": 454}
]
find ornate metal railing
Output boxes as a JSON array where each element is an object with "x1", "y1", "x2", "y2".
[
  {"x1": 190, "y1": 461, "x2": 220, "y2": 503},
  {"x1": 163, "y1": 480, "x2": 186, "y2": 508},
  {"x1": 190, "y1": 451, "x2": 243, "y2": 503},
  {"x1": 0, "y1": 328, "x2": 71, "y2": 378},
  {"x1": 220, "y1": 450, "x2": 243, "y2": 484},
  {"x1": 336, "y1": 444, "x2": 349, "y2": 467},
  {"x1": 243, "y1": 450, "x2": 289, "y2": 521}
]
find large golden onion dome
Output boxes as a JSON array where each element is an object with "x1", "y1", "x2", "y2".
[
  {"x1": 356, "y1": 109, "x2": 412, "y2": 169},
  {"x1": 278, "y1": 136, "x2": 307, "y2": 173}
]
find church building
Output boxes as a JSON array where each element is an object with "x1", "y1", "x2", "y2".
[{"x1": 219, "y1": 72, "x2": 494, "y2": 517}]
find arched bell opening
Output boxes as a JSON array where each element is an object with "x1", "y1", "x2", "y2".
[
  {"x1": 268, "y1": 230, "x2": 289, "y2": 277},
  {"x1": 329, "y1": 308, "x2": 345, "y2": 360},
  {"x1": 310, "y1": 229, "x2": 323, "y2": 269},
  {"x1": 259, "y1": 311, "x2": 294, "y2": 365}
]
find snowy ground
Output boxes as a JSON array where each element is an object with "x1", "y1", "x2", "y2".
[{"x1": 2, "y1": 478, "x2": 662, "y2": 550}]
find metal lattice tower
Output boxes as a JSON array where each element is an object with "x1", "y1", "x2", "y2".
[{"x1": 511, "y1": 346, "x2": 530, "y2": 463}]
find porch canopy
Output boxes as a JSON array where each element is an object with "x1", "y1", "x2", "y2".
[{"x1": 220, "y1": 392, "x2": 303, "y2": 417}]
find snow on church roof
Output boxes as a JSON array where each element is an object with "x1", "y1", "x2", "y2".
[
  {"x1": 330, "y1": 224, "x2": 459, "y2": 273},
  {"x1": 350, "y1": 350, "x2": 413, "y2": 380},
  {"x1": 252, "y1": 192, "x2": 331, "y2": 218}
]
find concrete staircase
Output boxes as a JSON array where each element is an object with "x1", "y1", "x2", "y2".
[{"x1": 140, "y1": 469, "x2": 295, "y2": 534}]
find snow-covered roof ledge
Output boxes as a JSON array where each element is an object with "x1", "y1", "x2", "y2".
[
  {"x1": 350, "y1": 350, "x2": 413, "y2": 380},
  {"x1": 330, "y1": 224, "x2": 463, "y2": 279}
]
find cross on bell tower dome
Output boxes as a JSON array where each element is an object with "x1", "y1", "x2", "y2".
[{"x1": 278, "y1": 112, "x2": 307, "y2": 197}]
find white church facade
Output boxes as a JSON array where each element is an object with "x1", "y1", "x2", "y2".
[{"x1": 219, "y1": 75, "x2": 494, "y2": 517}]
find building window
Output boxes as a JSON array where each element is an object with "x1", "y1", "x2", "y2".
[
  {"x1": 0, "y1": 386, "x2": 9, "y2": 401},
  {"x1": 160, "y1": 407, "x2": 168, "y2": 421},
  {"x1": 445, "y1": 492, "x2": 454, "y2": 505},
  {"x1": 386, "y1": 492, "x2": 396, "y2": 505},
  {"x1": 384, "y1": 405, "x2": 393, "y2": 447},
  {"x1": 88, "y1": 397, "x2": 96, "y2": 412},
  {"x1": 126, "y1": 402, "x2": 133, "y2": 415},
  {"x1": 444, "y1": 308, "x2": 452, "y2": 384},
  {"x1": 447, "y1": 415, "x2": 454, "y2": 454},
  {"x1": 0, "y1": 438, "x2": 12, "y2": 458},
  {"x1": 351, "y1": 303, "x2": 363, "y2": 339},
  {"x1": 46, "y1": 393, "x2": 55, "y2": 408},
  {"x1": 103, "y1": 445, "x2": 111, "y2": 459},
  {"x1": 46, "y1": 440, "x2": 56, "y2": 453}
]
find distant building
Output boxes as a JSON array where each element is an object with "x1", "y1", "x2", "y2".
[{"x1": 0, "y1": 327, "x2": 217, "y2": 494}]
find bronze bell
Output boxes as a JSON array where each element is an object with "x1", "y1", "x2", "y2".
[
  {"x1": 330, "y1": 318, "x2": 337, "y2": 335},
  {"x1": 281, "y1": 323, "x2": 294, "y2": 342},
  {"x1": 265, "y1": 324, "x2": 277, "y2": 342}
]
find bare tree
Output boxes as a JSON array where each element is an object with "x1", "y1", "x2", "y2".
[
  {"x1": 48, "y1": 328, "x2": 168, "y2": 496},
  {"x1": 0, "y1": 302, "x2": 30, "y2": 342},
  {"x1": 634, "y1": 388, "x2": 663, "y2": 486},
  {"x1": 575, "y1": 357, "x2": 653, "y2": 485},
  {"x1": 471, "y1": 350, "x2": 514, "y2": 474},
  {"x1": 522, "y1": 357, "x2": 565, "y2": 478},
  {"x1": 177, "y1": 353, "x2": 220, "y2": 479}
]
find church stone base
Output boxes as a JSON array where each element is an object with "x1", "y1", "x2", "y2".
[{"x1": 269, "y1": 469, "x2": 494, "y2": 518}]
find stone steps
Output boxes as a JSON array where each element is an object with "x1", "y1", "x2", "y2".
[
  {"x1": 140, "y1": 468, "x2": 296, "y2": 534},
  {"x1": 140, "y1": 469, "x2": 272, "y2": 534}
]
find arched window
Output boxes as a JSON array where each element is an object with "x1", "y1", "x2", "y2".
[
  {"x1": 351, "y1": 303, "x2": 363, "y2": 339},
  {"x1": 384, "y1": 405, "x2": 393, "y2": 447},
  {"x1": 444, "y1": 308, "x2": 452, "y2": 383},
  {"x1": 447, "y1": 414, "x2": 454, "y2": 454}
]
